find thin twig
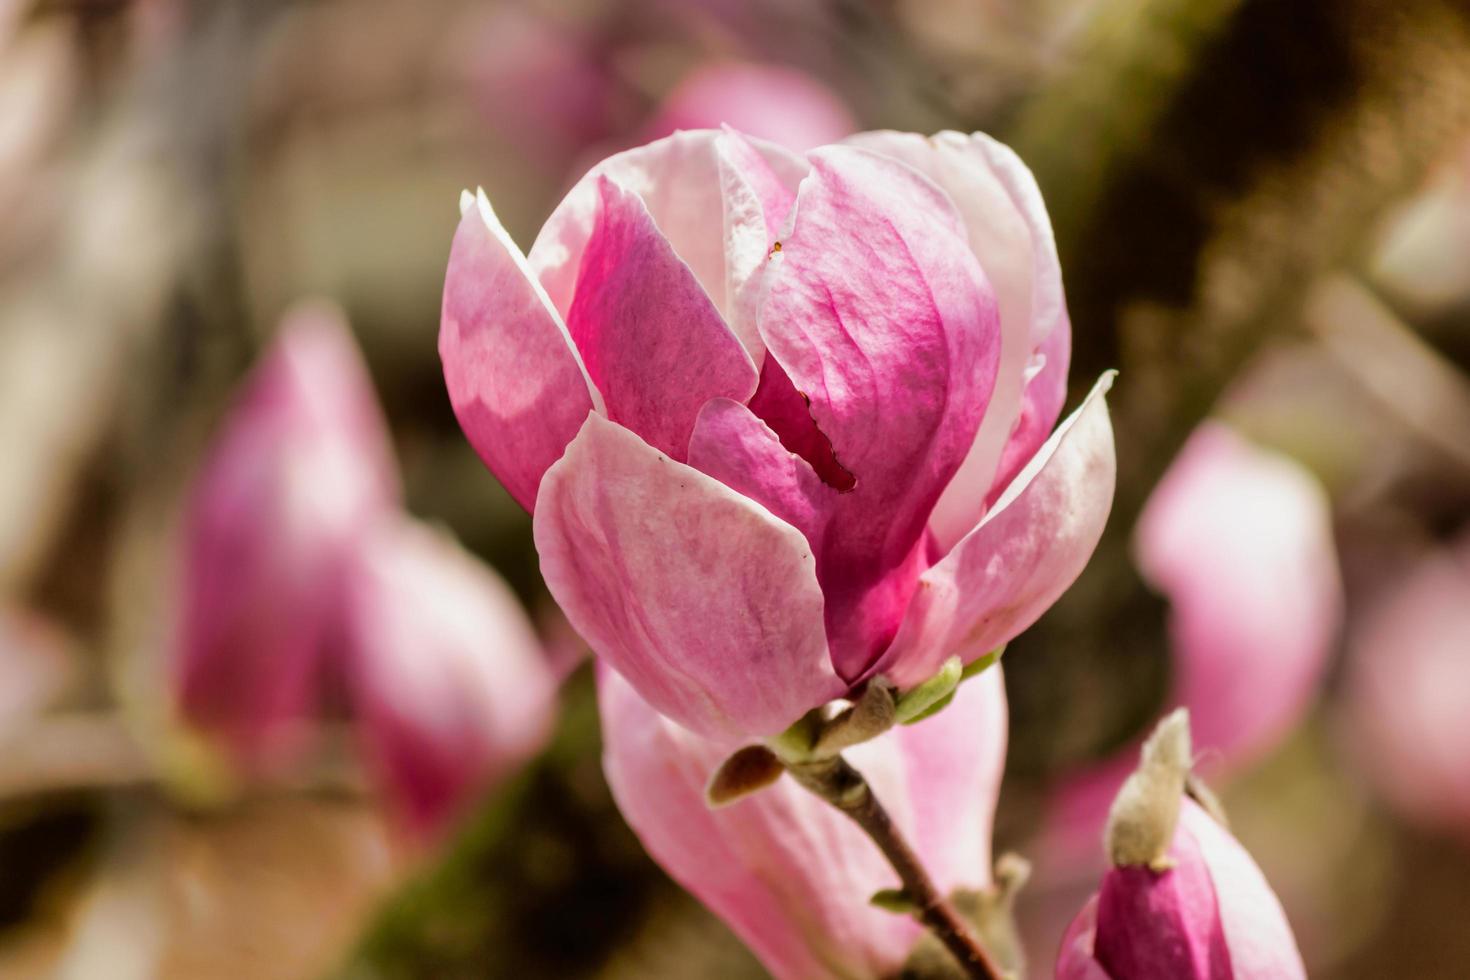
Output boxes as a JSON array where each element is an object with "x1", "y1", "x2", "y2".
[{"x1": 786, "y1": 755, "x2": 1005, "y2": 980}]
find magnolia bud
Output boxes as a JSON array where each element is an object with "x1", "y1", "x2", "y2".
[{"x1": 1057, "y1": 713, "x2": 1306, "y2": 979}]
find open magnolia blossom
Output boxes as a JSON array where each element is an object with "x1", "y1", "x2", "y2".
[
  {"x1": 1056, "y1": 712, "x2": 1307, "y2": 980},
  {"x1": 441, "y1": 126, "x2": 1116, "y2": 739},
  {"x1": 172, "y1": 303, "x2": 556, "y2": 837},
  {"x1": 600, "y1": 661, "x2": 1007, "y2": 980}
]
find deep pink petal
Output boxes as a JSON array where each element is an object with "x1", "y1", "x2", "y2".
[
  {"x1": 845, "y1": 131, "x2": 1040, "y2": 549},
  {"x1": 757, "y1": 145, "x2": 1001, "y2": 678},
  {"x1": 1094, "y1": 816, "x2": 1233, "y2": 980},
  {"x1": 566, "y1": 175, "x2": 756, "y2": 460},
  {"x1": 530, "y1": 129, "x2": 806, "y2": 331},
  {"x1": 875, "y1": 374, "x2": 1115, "y2": 689},
  {"x1": 1055, "y1": 897, "x2": 1112, "y2": 980},
  {"x1": 344, "y1": 518, "x2": 556, "y2": 840},
  {"x1": 440, "y1": 190, "x2": 596, "y2": 512},
  {"x1": 535, "y1": 414, "x2": 843, "y2": 738},
  {"x1": 687, "y1": 396, "x2": 832, "y2": 542},
  {"x1": 1182, "y1": 802, "x2": 1308, "y2": 979},
  {"x1": 745, "y1": 356, "x2": 855, "y2": 492}
]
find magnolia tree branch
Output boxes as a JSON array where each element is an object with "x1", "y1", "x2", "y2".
[
  {"x1": 786, "y1": 755, "x2": 1005, "y2": 980},
  {"x1": 0, "y1": 712, "x2": 368, "y2": 805}
]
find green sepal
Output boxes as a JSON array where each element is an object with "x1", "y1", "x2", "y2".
[
  {"x1": 961, "y1": 644, "x2": 1006, "y2": 681},
  {"x1": 900, "y1": 688, "x2": 957, "y2": 725},
  {"x1": 894, "y1": 656, "x2": 963, "y2": 724}
]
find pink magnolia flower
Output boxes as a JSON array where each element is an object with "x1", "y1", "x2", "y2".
[
  {"x1": 1056, "y1": 715, "x2": 1307, "y2": 980},
  {"x1": 172, "y1": 302, "x2": 399, "y2": 771},
  {"x1": 643, "y1": 61, "x2": 856, "y2": 152},
  {"x1": 441, "y1": 127, "x2": 1116, "y2": 739},
  {"x1": 1342, "y1": 532, "x2": 1470, "y2": 842},
  {"x1": 600, "y1": 662, "x2": 1006, "y2": 980},
  {"x1": 1046, "y1": 423, "x2": 1340, "y2": 869},
  {"x1": 1135, "y1": 423, "x2": 1341, "y2": 768},
  {"x1": 172, "y1": 303, "x2": 556, "y2": 837}
]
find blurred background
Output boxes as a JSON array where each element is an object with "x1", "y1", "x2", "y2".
[{"x1": 3, "y1": 0, "x2": 1470, "y2": 976}]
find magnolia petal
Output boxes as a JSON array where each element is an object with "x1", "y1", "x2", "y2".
[
  {"x1": 878, "y1": 666, "x2": 1007, "y2": 893},
  {"x1": 440, "y1": 190, "x2": 595, "y2": 512},
  {"x1": 1093, "y1": 827, "x2": 1233, "y2": 979},
  {"x1": 598, "y1": 659, "x2": 1004, "y2": 980},
  {"x1": 987, "y1": 321, "x2": 1071, "y2": 507},
  {"x1": 976, "y1": 133, "x2": 1072, "y2": 504},
  {"x1": 530, "y1": 129, "x2": 806, "y2": 324},
  {"x1": 718, "y1": 127, "x2": 800, "y2": 362},
  {"x1": 598, "y1": 664, "x2": 917, "y2": 980},
  {"x1": 1055, "y1": 898, "x2": 1113, "y2": 980},
  {"x1": 875, "y1": 374, "x2": 1115, "y2": 690},
  {"x1": 566, "y1": 176, "x2": 756, "y2": 460},
  {"x1": 1183, "y1": 802, "x2": 1307, "y2": 978},
  {"x1": 758, "y1": 145, "x2": 1001, "y2": 678},
  {"x1": 535, "y1": 414, "x2": 842, "y2": 738},
  {"x1": 687, "y1": 396, "x2": 832, "y2": 543},
  {"x1": 846, "y1": 130, "x2": 1038, "y2": 551},
  {"x1": 344, "y1": 518, "x2": 556, "y2": 839},
  {"x1": 849, "y1": 132, "x2": 1074, "y2": 549}
]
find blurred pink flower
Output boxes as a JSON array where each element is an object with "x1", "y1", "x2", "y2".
[
  {"x1": 643, "y1": 61, "x2": 856, "y2": 152},
  {"x1": 1046, "y1": 423, "x2": 1340, "y2": 869},
  {"x1": 466, "y1": 7, "x2": 630, "y2": 166},
  {"x1": 173, "y1": 303, "x2": 555, "y2": 837},
  {"x1": 599, "y1": 663, "x2": 1006, "y2": 980},
  {"x1": 1342, "y1": 532, "x2": 1470, "y2": 842},
  {"x1": 344, "y1": 518, "x2": 557, "y2": 838},
  {"x1": 0, "y1": 607, "x2": 73, "y2": 738},
  {"x1": 1056, "y1": 800, "x2": 1307, "y2": 980},
  {"x1": 1136, "y1": 423, "x2": 1341, "y2": 768},
  {"x1": 172, "y1": 302, "x2": 399, "y2": 771},
  {"x1": 441, "y1": 127, "x2": 1114, "y2": 740}
]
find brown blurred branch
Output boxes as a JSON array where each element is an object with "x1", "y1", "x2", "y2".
[
  {"x1": 0, "y1": 714, "x2": 152, "y2": 800},
  {"x1": 0, "y1": 713, "x2": 368, "y2": 805},
  {"x1": 1303, "y1": 277, "x2": 1470, "y2": 481}
]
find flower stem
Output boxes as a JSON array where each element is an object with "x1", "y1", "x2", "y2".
[{"x1": 786, "y1": 755, "x2": 1005, "y2": 980}]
